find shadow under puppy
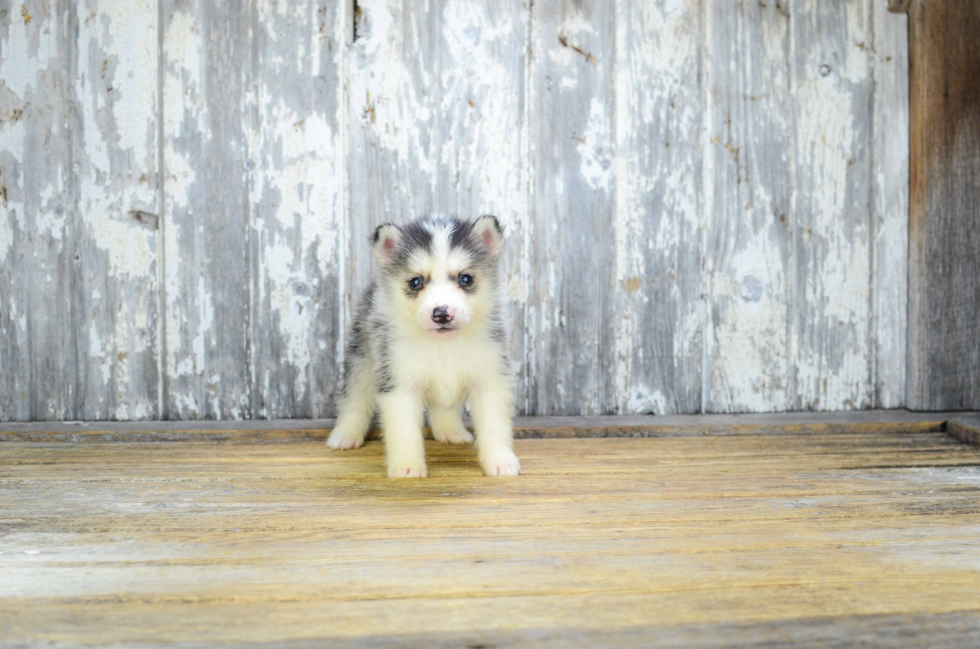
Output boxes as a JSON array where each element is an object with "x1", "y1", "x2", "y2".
[{"x1": 327, "y1": 214, "x2": 520, "y2": 478}]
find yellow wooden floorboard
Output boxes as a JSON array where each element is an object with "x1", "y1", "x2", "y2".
[{"x1": 2, "y1": 432, "x2": 980, "y2": 646}]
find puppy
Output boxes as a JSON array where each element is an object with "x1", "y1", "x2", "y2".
[{"x1": 326, "y1": 214, "x2": 521, "y2": 478}]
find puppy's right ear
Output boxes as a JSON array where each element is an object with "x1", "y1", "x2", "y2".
[{"x1": 372, "y1": 223, "x2": 401, "y2": 266}]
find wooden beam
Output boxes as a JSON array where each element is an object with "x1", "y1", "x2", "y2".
[
  {"x1": 947, "y1": 415, "x2": 980, "y2": 448},
  {"x1": 888, "y1": 0, "x2": 912, "y2": 14},
  {"x1": 907, "y1": 0, "x2": 980, "y2": 410},
  {"x1": 4, "y1": 410, "x2": 975, "y2": 442}
]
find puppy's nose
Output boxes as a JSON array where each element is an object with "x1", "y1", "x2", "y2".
[{"x1": 432, "y1": 306, "x2": 454, "y2": 324}]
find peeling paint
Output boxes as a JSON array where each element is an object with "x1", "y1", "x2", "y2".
[
  {"x1": 576, "y1": 97, "x2": 613, "y2": 191},
  {"x1": 791, "y1": 0, "x2": 874, "y2": 410},
  {"x1": 247, "y1": 0, "x2": 346, "y2": 418},
  {"x1": 0, "y1": 197, "x2": 12, "y2": 265},
  {"x1": 2, "y1": 0, "x2": 908, "y2": 420},
  {"x1": 162, "y1": 0, "x2": 252, "y2": 419},
  {"x1": 613, "y1": 0, "x2": 701, "y2": 415},
  {"x1": 703, "y1": 0, "x2": 793, "y2": 413}
]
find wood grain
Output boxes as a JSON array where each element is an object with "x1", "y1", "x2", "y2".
[
  {"x1": 907, "y1": 0, "x2": 980, "y2": 410},
  {"x1": 0, "y1": 409, "x2": 962, "y2": 442},
  {"x1": 2, "y1": 430, "x2": 979, "y2": 645},
  {"x1": 872, "y1": 5, "x2": 909, "y2": 409},
  {"x1": 0, "y1": 1, "x2": 917, "y2": 420},
  {"x1": 0, "y1": 0, "x2": 75, "y2": 420},
  {"x1": 703, "y1": 0, "x2": 793, "y2": 412},
  {"x1": 248, "y1": 0, "x2": 346, "y2": 418},
  {"x1": 72, "y1": 0, "x2": 161, "y2": 419},
  {"x1": 791, "y1": 0, "x2": 875, "y2": 411},
  {"x1": 160, "y1": 1, "x2": 252, "y2": 419},
  {"x1": 613, "y1": 0, "x2": 702, "y2": 415},
  {"x1": 947, "y1": 415, "x2": 980, "y2": 448},
  {"x1": 528, "y1": 0, "x2": 616, "y2": 415}
]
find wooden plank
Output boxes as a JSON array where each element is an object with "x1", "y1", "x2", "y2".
[
  {"x1": 2, "y1": 598, "x2": 980, "y2": 648},
  {"x1": 702, "y1": 0, "x2": 793, "y2": 412},
  {"x1": 71, "y1": 0, "x2": 160, "y2": 419},
  {"x1": 527, "y1": 0, "x2": 616, "y2": 415},
  {"x1": 791, "y1": 0, "x2": 875, "y2": 410},
  {"x1": 248, "y1": 0, "x2": 345, "y2": 418},
  {"x1": 2, "y1": 409, "x2": 969, "y2": 442},
  {"x1": 871, "y1": 4, "x2": 909, "y2": 408},
  {"x1": 346, "y1": 0, "x2": 528, "y2": 407},
  {"x1": 0, "y1": 1, "x2": 75, "y2": 421},
  {"x1": 907, "y1": 0, "x2": 980, "y2": 410},
  {"x1": 1, "y1": 434, "x2": 979, "y2": 645},
  {"x1": 161, "y1": 1, "x2": 251, "y2": 418},
  {"x1": 947, "y1": 415, "x2": 980, "y2": 448},
  {"x1": 612, "y1": 0, "x2": 702, "y2": 414},
  {"x1": 0, "y1": 418, "x2": 950, "y2": 443}
]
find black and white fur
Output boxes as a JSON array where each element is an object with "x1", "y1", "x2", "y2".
[{"x1": 327, "y1": 214, "x2": 520, "y2": 478}]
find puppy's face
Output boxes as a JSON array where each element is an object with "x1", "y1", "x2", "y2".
[{"x1": 374, "y1": 216, "x2": 503, "y2": 339}]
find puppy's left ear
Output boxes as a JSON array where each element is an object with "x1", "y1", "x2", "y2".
[{"x1": 471, "y1": 215, "x2": 504, "y2": 259}]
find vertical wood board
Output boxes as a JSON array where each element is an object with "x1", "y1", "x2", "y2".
[
  {"x1": 0, "y1": 0, "x2": 76, "y2": 420},
  {"x1": 161, "y1": 0, "x2": 251, "y2": 419},
  {"x1": 790, "y1": 0, "x2": 875, "y2": 411},
  {"x1": 72, "y1": 0, "x2": 160, "y2": 420},
  {"x1": 528, "y1": 0, "x2": 616, "y2": 415},
  {"x1": 871, "y1": 4, "x2": 908, "y2": 409},
  {"x1": 703, "y1": 0, "x2": 794, "y2": 412},
  {"x1": 612, "y1": 0, "x2": 702, "y2": 415},
  {"x1": 907, "y1": 0, "x2": 980, "y2": 410},
  {"x1": 248, "y1": 0, "x2": 346, "y2": 418}
]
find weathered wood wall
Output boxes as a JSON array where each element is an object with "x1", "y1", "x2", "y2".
[
  {"x1": 907, "y1": 0, "x2": 980, "y2": 411},
  {"x1": 0, "y1": 0, "x2": 910, "y2": 420}
]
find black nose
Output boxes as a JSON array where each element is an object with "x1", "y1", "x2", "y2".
[{"x1": 432, "y1": 306, "x2": 454, "y2": 324}]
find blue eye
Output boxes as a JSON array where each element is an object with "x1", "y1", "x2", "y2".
[
  {"x1": 459, "y1": 273, "x2": 474, "y2": 287},
  {"x1": 408, "y1": 276, "x2": 424, "y2": 290}
]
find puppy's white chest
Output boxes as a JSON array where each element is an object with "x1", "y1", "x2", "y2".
[{"x1": 424, "y1": 371, "x2": 466, "y2": 408}]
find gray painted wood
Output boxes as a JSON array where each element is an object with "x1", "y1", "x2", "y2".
[
  {"x1": 907, "y1": 0, "x2": 980, "y2": 411},
  {"x1": 791, "y1": 0, "x2": 875, "y2": 411},
  {"x1": 0, "y1": 0, "x2": 917, "y2": 420},
  {"x1": 528, "y1": 0, "x2": 616, "y2": 416},
  {"x1": 612, "y1": 0, "x2": 702, "y2": 415},
  {"x1": 872, "y1": 4, "x2": 909, "y2": 409},
  {"x1": 346, "y1": 0, "x2": 528, "y2": 406},
  {"x1": 72, "y1": 0, "x2": 161, "y2": 419},
  {"x1": 161, "y1": 0, "x2": 251, "y2": 419},
  {"x1": 0, "y1": 1, "x2": 76, "y2": 421},
  {"x1": 248, "y1": 0, "x2": 345, "y2": 418},
  {"x1": 703, "y1": 0, "x2": 794, "y2": 412}
]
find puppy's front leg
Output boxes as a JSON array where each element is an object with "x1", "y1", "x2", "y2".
[
  {"x1": 377, "y1": 390, "x2": 427, "y2": 478},
  {"x1": 471, "y1": 384, "x2": 520, "y2": 477}
]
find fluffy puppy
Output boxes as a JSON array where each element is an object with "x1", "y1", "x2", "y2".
[{"x1": 326, "y1": 214, "x2": 520, "y2": 478}]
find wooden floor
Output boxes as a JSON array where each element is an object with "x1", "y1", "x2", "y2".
[{"x1": 3, "y1": 417, "x2": 980, "y2": 647}]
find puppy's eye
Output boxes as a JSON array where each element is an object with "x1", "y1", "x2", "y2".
[
  {"x1": 408, "y1": 276, "x2": 424, "y2": 291},
  {"x1": 458, "y1": 273, "x2": 474, "y2": 287}
]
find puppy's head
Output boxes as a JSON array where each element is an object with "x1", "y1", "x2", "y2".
[{"x1": 373, "y1": 215, "x2": 503, "y2": 339}]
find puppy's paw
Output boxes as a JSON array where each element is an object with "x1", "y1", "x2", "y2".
[
  {"x1": 387, "y1": 464, "x2": 428, "y2": 478},
  {"x1": 326, "y1": 426, "x2": 366, "y2": 450},
  {"x1": 432, "y1": 426, "x2": 474, "y2": 445},
  {"x1": 480, "y1": 448, "x2": 521, "y2": 477}
]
